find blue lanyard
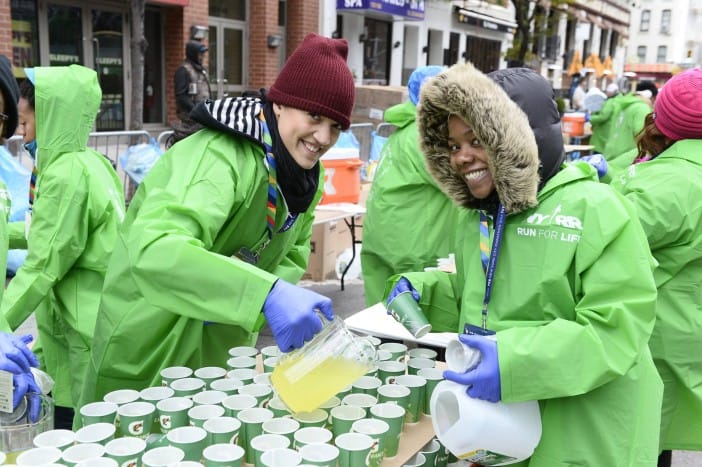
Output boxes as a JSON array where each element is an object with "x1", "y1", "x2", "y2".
[{"x1": 479, "y1": 203, "x2": 507, "y2": 330}]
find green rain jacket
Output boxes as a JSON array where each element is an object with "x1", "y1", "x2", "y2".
[
  {"x1": 588, "y1": 94, "x2": 622, "y2": 154},
  {"x1": 405, "y1": 64, "x2": 663, "y2": 466},
  {"x1": 361, "y1": 101, "x2": 463, "y2": 308},
  {"x1": 602, "y1": 93, "x2": 651, "y2": 166},
  {"x1": 0, "y1": 181, "x2": 9, "y2": 313},
  {"x1": 80, "y1": 97, "x2": 323, "y2": 408},
  {"x1": 611, "y1": 139, "x2": 702, "y2": 451},
  {"x1": 0, "y1": 65, "x2": 125, "y2": 408}
]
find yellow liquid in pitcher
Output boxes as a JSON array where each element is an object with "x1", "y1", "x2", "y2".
[{"x1": 271, "y1": 355, "x2": 369, "y2": 413}]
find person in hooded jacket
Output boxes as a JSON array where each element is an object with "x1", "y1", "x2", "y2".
[
  {"x1": 385, "y1": 63, "x2": 663, "y2": 466},
  {"x1": 611, "y1": 68, "x2": 702, "y2": 467},
  {"x1": 174, "y1": 40, "x2": 212, "y2": 128},
  {"x1": 78, "y1": 33, "x2": 355, "y2": 411},
  {"x1": 361, "y1": 65, "x2": 464, "y2": 311},
  {"x1": 0, "y1": 65, "x2": 126, "y2": 428},
  {"x1": 0, "y1": 54, "x2": 43, "y2": 424}
]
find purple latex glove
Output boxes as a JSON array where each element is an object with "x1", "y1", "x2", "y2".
[
  {"x1": 13, "y1": 371, "x2": 42, "y2": 423},
  {"x1": 580, "y1": 154, "x2": 608, "y2": 178},
  {"x1": 263, "y1": 279, "x2": 334, "y2": 353},
  {"x1": 443, "y1": 333, "x2": 502, "y2": 402},
  {"x1": 0, "y1": 333, "x2": 39, "y2": 374},
  {"x1": 385, "y1": 277, "x2": 420, "y2": 308}
]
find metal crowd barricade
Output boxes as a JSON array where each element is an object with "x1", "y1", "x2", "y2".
[
  {"x1": 157, "y1": 130, "x2": 174, "y2": 151},
  {"x1": 375, "y1": 123, "x2": 397, "y2": 138},
  {"x1": 87, "y1": 130, "x2": 152, "y2": 202},
  {"x1": 348, "y1": 123, "x2": 374, "y2": 162}
]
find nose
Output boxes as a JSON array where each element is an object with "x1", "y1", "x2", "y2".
[
  {"x1": 452, "y1": 143, "x2": 476, "y2": 164},
  {"x1": 314, "y1": 123, "x2": 333, "y2": 147}
]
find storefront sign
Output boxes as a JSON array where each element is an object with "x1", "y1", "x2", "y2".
[
  {"x1": 455, "y1": 7, "x2": 516, "y2": 33},
  {"x1": 337, "y1": 0, "x2": 425, "y2": 21}
]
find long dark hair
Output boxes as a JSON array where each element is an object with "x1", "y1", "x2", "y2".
[{"x1": 635, "y1": 112, "x2": 673, "y2": 162}]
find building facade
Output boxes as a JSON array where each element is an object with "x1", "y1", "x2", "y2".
[{"x1": 0, "y1": 0, "x2": 633, "y2": 132}]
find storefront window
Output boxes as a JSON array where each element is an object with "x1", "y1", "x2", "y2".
[
  {"x1": 210, "y1": 0, "x2": 246, "y2": 20},
  {"x1": 92, "y1": 10, "x2": 124, "y2": 130},
  {"x1": 362, "y1": 19, "x2": 391, "y2": 85},
  {"x1": 10, "y1": 0, "x2": 40, "y2": 75},
  {"x1": 47, "y1": 5, "x2": 83, "y2": 66}
]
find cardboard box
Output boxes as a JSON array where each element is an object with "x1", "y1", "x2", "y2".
[
  {"x1": 303, "y1": 220, "x2": 351, "y2": 281},
  {"x1": 353, "y1": 85, "x2": 408, "y2": 126}
]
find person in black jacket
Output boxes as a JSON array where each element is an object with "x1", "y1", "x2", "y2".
[{"x1": 174, "y1": 40, "x2": 212, "y2": 127}]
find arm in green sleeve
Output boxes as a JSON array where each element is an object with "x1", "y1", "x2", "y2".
[{"x1": 8, "y1": 220, "x2": 27, "y2": 249}]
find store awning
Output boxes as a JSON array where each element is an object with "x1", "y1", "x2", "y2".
[
  {"x1": 148, "y1": 0, "x2": 189, "y2": 6},
  {"x1": 336, "y1": 0, "x2": 424, "y2": 21},
  {"x1": 624, "y1": 63, "x2": 674, "y2": 74},
  {"x1": 454, "y1": 7, "x2": 517, "y2": 33}
]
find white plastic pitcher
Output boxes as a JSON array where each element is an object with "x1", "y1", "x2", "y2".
[{"x1": 430, "y1": 337, "x2": 542, "y2": 466}]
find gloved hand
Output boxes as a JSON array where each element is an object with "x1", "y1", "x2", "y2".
[
  {"x1": 0, "y1": 333, "x2": 39, "y2": 374},
  {"x1": 385, "y1": 277, "x2": 420, "y2": 308},
  {"x1": 443, "y1": 333, "x2": 502, "y2": 402},
  {"x1": 580, "y1": 154, "x2": 608, "y2": 178},
  {"x1": 263, "y1": 279, "x2": 334, "y2": 353},
  {"x1": 13, "y1": 371, "x2": 42, "y2": 423}
]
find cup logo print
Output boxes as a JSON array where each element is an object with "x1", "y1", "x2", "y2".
[
  {"x1": 230, "y1": 433, "x2": 239, "y2": 444},
  {"x1": 128, "y1": 420, "x2": 144, "y2": 435},
  {"x1": 160, "y1": 415, "x2": 171, "y2": 429},
  {"x1": 369, "y1": 438, "x2": 381, "y2": 466},
  {"x1": 120, "y1": 459, "x2": 138, "y2": 467}
]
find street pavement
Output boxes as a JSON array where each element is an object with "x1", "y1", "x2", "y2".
[{"x1": 14, "y1": 276, "x2": 702, "y2": 465}]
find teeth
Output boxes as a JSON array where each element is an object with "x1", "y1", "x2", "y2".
[
  {"x1": 465, "y1": 169, "x2": 487, "y2": 181},
  {"x1": 303, "y1": 141, "x2": 320, "y2": 153}
]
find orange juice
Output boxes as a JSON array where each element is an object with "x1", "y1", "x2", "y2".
[{"x1": 271, "y1": 354, "x2": 370, "y2": 413}]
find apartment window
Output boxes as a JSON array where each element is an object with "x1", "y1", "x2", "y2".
[
  {"x1": 637, "y1": 45, "x2": 647, "y2": 63},
  {"x1": 660, "y1": 10, "x2": 671, "y2": 34},
  {"x1": 640, "y1": 10, "x2": 650, "y2": 31},
  {"x1": 657, "y1": 45, "x2": 667, "y2": 63}
]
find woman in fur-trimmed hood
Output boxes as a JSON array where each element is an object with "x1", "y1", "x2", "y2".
[{"x1": 387, "y1": 64, "x2": 663, "y2": 466}]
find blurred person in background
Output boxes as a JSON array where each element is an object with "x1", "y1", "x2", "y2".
[{"x1": 611, "y1": 68, "x2": 702, "y2": 467}]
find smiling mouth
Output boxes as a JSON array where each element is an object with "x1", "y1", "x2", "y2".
[
  {"x1": 464, "y1": 169, "x2": 488, "y2": 181},
  {"x1": 303, "y1": 141, "x2": 323, "y2": 154}
]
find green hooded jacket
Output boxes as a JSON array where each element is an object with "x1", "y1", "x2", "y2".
[
  {"x1": 602, "y1": 93, "x2": 651, "y2": 165},
  {"x1": 361, "y1": 101, "x2": 463, "y2": 307},
  {"x1": 0, "y1": 65, "x2": 125, "y2": 409},
  {"x1": 401, "y1": 64, "x2": 663, "y2": 466},
  {"x1": 79, "y1": 96, "x2": 323, "y2": 410},
  {"x1": 0, "y1": 181, "x2": 9, "y2": 313},
  {"x1": 588, "y1": 94, "x2": 622, "y2": 154},
  {"x1": 611, "y1": 139, "x2": 702, "y2": 451}
]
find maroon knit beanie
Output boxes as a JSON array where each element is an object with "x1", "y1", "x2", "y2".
[
  {"x1": 268, "y1": 33, "x2": 355, "y2": 130},
  {"x1": 653, "y1": 68, "x2": 702, "y2": 141}
]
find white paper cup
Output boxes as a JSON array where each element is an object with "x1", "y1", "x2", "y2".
[
  {"x1": 74, "y1": 422, "x2": 116, "y2": 445},
  {"x1": 79, "y1": 401, "x2": 119, "y2": 426},
  {"x1": 261, "y1": 447, "x2": 302, "y2": 467},
  {"x1": 341, "y1": 393, "x2": 378, "y2": 410},
  {"x1": 209, "y1": 377, "x2": 244, "y2": 395},
  {"x1": 299, "y1": 442, "x2": 340, "y2": 466},
  {"x1": 377, "y1": 342, "x2": 407, "y2": 363},
  {"x1": 408, "y1": 347, "x2": 438, "y2": 360},
  {"x1": 16, "y1": 446, "x2": 63, "y2": 465},
  {"x1": 188, "y1": 403, "x2": 226, "y2": 427},
  {"x1": 253, "y1": 373, "x2": 272, "y2": 386},
  {"x1": 157, "y1": 396, "x2": 195, "y2": 432},
  {"x1": 170, "y1": 377, "x2": 206, "y2": 398},
  {"x1": 222, "y1": 394, "x2": 258, "y2": 418},
  {"x1": 330, "y1": 405, "x2": 366, "y2": 440},
  {"x1": 250, "y1": 433, "x2": 290, "y2": 466},
  {"x1": 141, "y1": 446, "x2": 185, "y2": 466},
  {"x1": 262, "y1": 356, "x2": 280, "y2": 373},
  {"x1": 203, "y1": 416, "x2": 242, "y2": 445},
  {"x1": 32, "y1": 428, "x2": 76, "y2": 449},
  {"x1": 227, "y1": 346, "x2": 259, "y2": 358},
  {"x1": 237, "y1": 383, "x2": 273, "y2": 407},
  {"x1": 76, "y1": 458, "x2": 118, "y2": 467},
  {"x1": 140, "y1": 386, "x2": 175, "y2": 404},
  {"x1": 192, "y1": 390, "x2": 228, "y2": 407},
  {"x1": 104, "y1": 388, "x2": 141, "y2": 405},
  {"x1": 193, "y1": 366, "x2": 228, "y2": 386},
  {"x1": 61, "y1": 442, "x2": 106, "y2": 465},
  {"x1": 292, "y1": 408, "x2": 328, "y2": 429},
  {"x1": 334, "y1": 432, "x2": 375, "y2": 467},
  {"x1": 351, "y1": 418, "x2": 390, "y2": 467},
  {"x1": 166, "y1": 426, "x2": 208, "y2": 462},
  {"x1": 160, "y1": 366, "x2": 194, "y2": 386},
  {"x1": 227, "y1": 368, "x2": 257, "y2": 386},
  {"x1": 351, "y1": 376, "x2": 382, "y2": 396},
  {"x1": 104, "y1": 436, "x2": 146, "y2": 466},
  {"x1": 293, "y1": 426, "x2": 333, "y2": 450},
  {"x1": 404, "y1": 452, "x2": 426, "y2": 466},
  {"x1": 260, "y1": 345, "x2": 282, "y2": 359},
  {"x1": 226, "y1": 356, "x2": 257, "y2": 371},
  {"x1": 202, "y1": 443, "x2": 245, "y2": 466},
  {"x1": 262, "y1": 417, "x2": 300, "y2": 443}
]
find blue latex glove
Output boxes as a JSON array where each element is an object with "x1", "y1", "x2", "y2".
[
  {"x1": 263, "y1": 279, "x2": 334, "y2": 353},
  {"x1": 13, "y1": 371, "x2": 42, "y2": 423},
  {"x1": 385, "y1": 277, "x2": 420, "y2": 308},
  {"x1": 580, "y1": 154, "x2": 608, "y2": 178},
  {"x1": 0, "y1": 333, "x2": 39, "y2": 374},
  {"x1": 443, "y1": 334, "x2": 502, "y2": 402}
]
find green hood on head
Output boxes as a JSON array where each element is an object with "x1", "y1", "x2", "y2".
[{"x1": 33, "y1": 65, "x2": 101, "y2": 166}]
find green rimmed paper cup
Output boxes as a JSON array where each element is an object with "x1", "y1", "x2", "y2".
[
  {"x1": 249, "y1": 433, "x2": 290, "y2": 467},
  {"x1": 299, "y1": 442, "x2": 340, "y2": 466},
  {"x1": 222, "y1": 394, "x2": 258, "y2": 419},
  {"x1": 141, "y1": 445, "x2": 185, "y2": 467},
  {"x1": 420, "y1": 438, "x2": 442, "y2": 467},
  {"x1": 192, "y1": 390, "x2": 228, "y2": 407},
  {"x1": 170, "y1": 377, "x2": 206, "y2": 398},
  {"x1": 377, "y1": 342, "x2": 407, "y2": 364},
  {"x1": 203, "y1": 416, "x2": 242, "y2": 445},
  {"x1": 32, "y1": 429, "x2": 76, "y2": 449},
  {"x1": 104, "y1": 436, "x2": 146, "y2": 467},
  {"x1": 376, "y1": 383, "x2": 411, "y2": 413},
  {"x1": 351, "y1": 418, "x2": 389, "y2": 467},
  {"x1": 15, "y1": 446, "x2": 62, "y2": 466},
  {"x1": 193, "y1": 366, "x2": 228, "y2": 388},
  {"x1": 351, "y1": 376, "x2": 382, "y2": 397},
  {"x1": 417, "y1": 367, "x2": 444, "y2": 416},
  {"x1": 118, "y1": 401, "x2": 156, "y2": 438},
  {"x1": 394, "y1": 374, "x2": 427, "y2": 424},
  {"x1": 260, "y1": 447, "x2": 302, "y2": 467},
  {"x1": 166, "y1": 425, "x2": 208, "y2": 462},
  {"x1": 156, "y1": 396, "x2": 194, "y2": 433},
  {"x1": 334, "y1": 432, "x2": 374, "y2": 467},
  {"x1": 209, "y1": 378, "x2": 244, "y2": 396},
  {"x1": 329, "y1": 405, "x2": 366, "y2": 440},
  {"x1": 226, "y1": 356, "x2": 258, "y2": 371},
  {"x1": 292, "y1": 426, "x2": 333, "y2": 450},
  {"x1": 407, "y1": 357, "x2": 436, "y2": 376},
  {"x1": 227, "y1": 369, "x2": 257, "y2": 386},
  {"x1": 187, "y1": 403, "x2": 226, "y2": 428},
  {"x1": 202, "y1": 443, "x2": 245, "y2": 466},
  {"x1": 74, "y1": 422, "x2": 116, "y2": 445},
  {"x1": 237, "y1": 383, "x2": 273, "y2": 408},
  {"x1": 369, "y1": 402, "x2": 405, "y2": 457},
  {"x1": 160, "y1": 366, "x2": 193, "y2": 387},
  {"x1": 236, "y1": 407, "x2": 274, "y2": 463},
  {"x1": 403, "y1": 452, "x2": 426, "y2": 466},
  {"x1": 408, "y1": 347, "x2": 438, "y2": 361},
  {"x1": 266, "y1": 396, "x2": 291, "y2": 418},
  {"x1": 386, "y1": 292, "x2": 432, "y2": 338},
  {"x1": 262, "y1": 417, "x2": 300, "y2": 444},
  {"x1": 341, "y1": 393, "x2": 377, "y2": 410},
  {"x1": 292, "y1": 408, "x2": 328, "y2": 429},
  {"x1": 61, "y1": 443, "x2": 105, "y2": 466},
  {"x1": 227, "y1": 346, "x2": 259, "y2": 359},
  {"x1": 79, "y1": 401, "x2": 118, "y2": 427},
  {"x1": 376, "y1": 360, "x2": 406, "y2": 385}
]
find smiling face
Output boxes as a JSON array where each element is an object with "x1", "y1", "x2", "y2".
[
  {"x1": 273, "y1": 103, "x2": 342, "y2": 170},
  {"x1": 447, "y1": 114, "x2": 494, "y2": 199}
]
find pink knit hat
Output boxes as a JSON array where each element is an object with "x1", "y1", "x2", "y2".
[
  {"x1": 268, "y1": 33, "x2": 355, "y2": 130},
  {"x1": 653, "y1": 69, "x2": 702, "y2": 141}
]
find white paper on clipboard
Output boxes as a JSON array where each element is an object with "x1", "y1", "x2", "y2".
[{"x1": 344, "y1": 303, "x2": 456, "y2": 348}]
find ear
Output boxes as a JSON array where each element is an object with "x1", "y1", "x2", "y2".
[{"x1": 273, "y1": 102, "x2": 283, "y2": 118}]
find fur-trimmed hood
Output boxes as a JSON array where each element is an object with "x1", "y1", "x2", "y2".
[{"x1": 417, "y1": 63, "x2": 565, "y2": 214}]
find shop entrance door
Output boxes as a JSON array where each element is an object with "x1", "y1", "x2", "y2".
[
  {"x1": 208, "y1": 19, "x2": 247, "y2": 98},
  {"x1": 42, "y1": 2, "x2": 127, "y2": 130}
]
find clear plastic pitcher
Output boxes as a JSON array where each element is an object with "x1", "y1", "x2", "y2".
[
  {"x1": 270, "y1": 316, "x2": 376, "y2": 413},
  {"x1": 0, "y1": 394, "x2": 55, "y2": 463}
]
